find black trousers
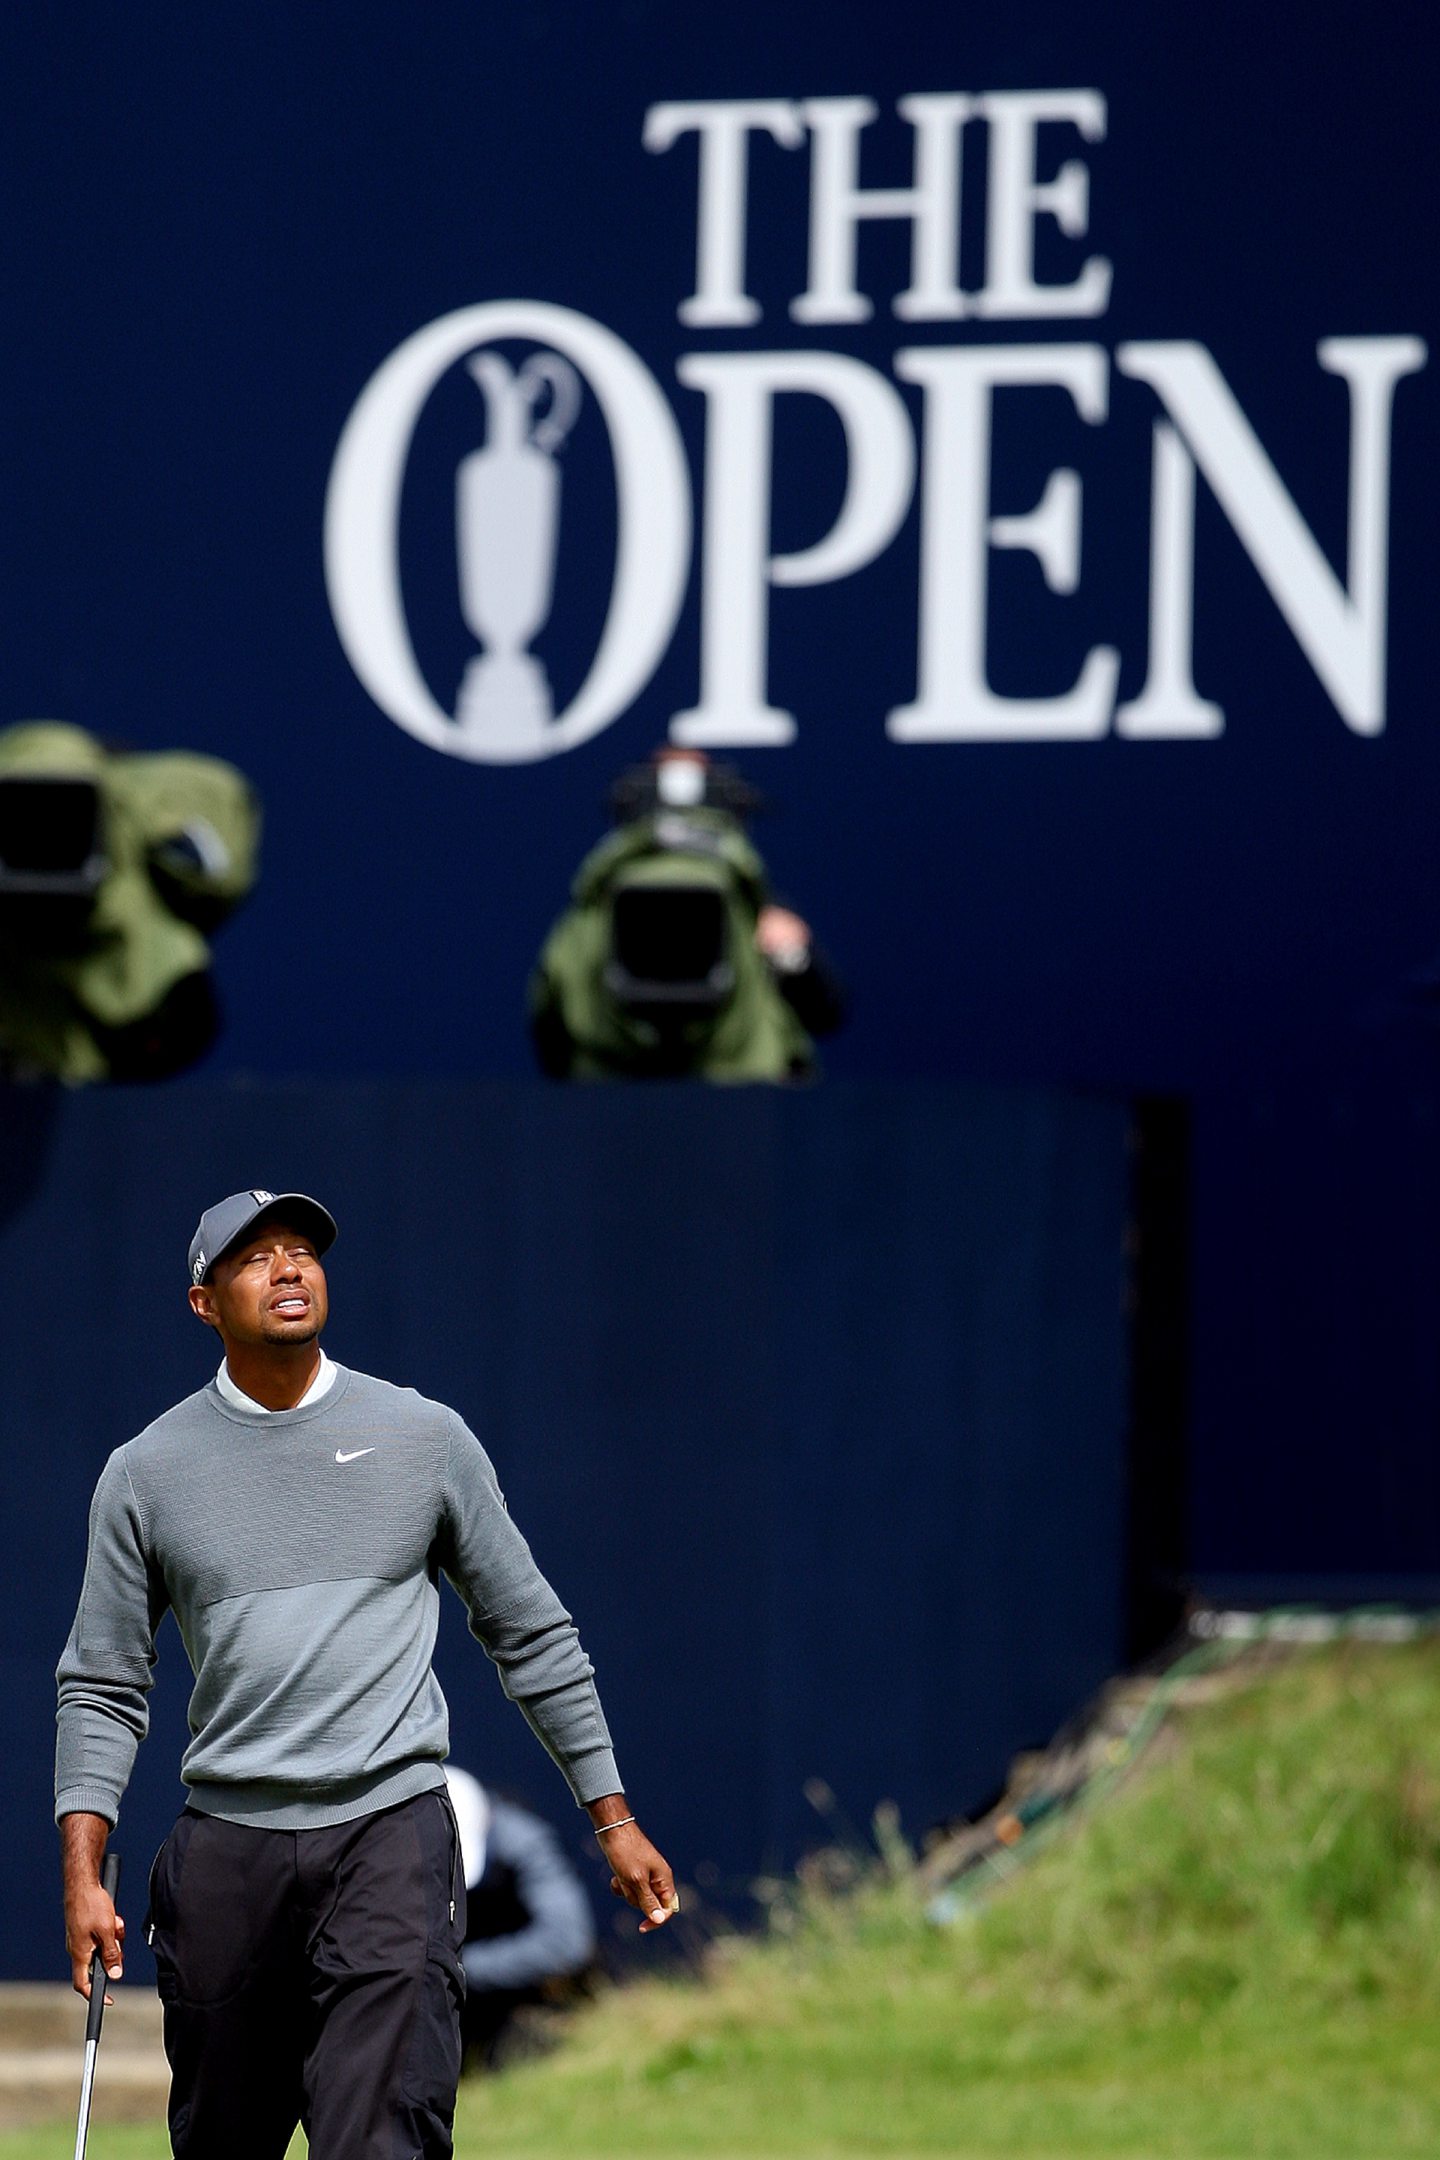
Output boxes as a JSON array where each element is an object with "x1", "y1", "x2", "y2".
[{"x1": 144, "y1": 1791, "x2": 466, "y2": 2160}]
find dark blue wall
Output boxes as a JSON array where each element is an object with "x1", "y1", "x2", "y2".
[
  {"x1": 1190, "y1": 1085, "x2": 1440, "y2": 1603},
  {"x1": 0, "y1": 1079, "x2": 1128, "y2": 1978}
]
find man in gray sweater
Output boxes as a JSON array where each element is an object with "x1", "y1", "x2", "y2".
[{"x1": 56, "y1": 1187, "x2": 676, "y2": 2160}]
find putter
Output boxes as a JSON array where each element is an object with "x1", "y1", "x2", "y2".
[{"x1": 73, "y1": 1851, "x2": 121, "y2": 2160}]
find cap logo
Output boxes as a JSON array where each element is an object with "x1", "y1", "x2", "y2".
[
  {"x1": 192, "y1": 1252, "x2": 206, "y2": 1283},
  {"x1": 251, "y1": 1189, "x2": 275, "y2": 1204}
]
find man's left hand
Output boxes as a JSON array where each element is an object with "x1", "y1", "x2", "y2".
[{"x1": 598, "y1": 1821, "x2": 679, "y2": 1933}]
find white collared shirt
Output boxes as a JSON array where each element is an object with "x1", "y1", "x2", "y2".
[{"x1": 216, "y1": 1348, "x2": 337, "y2": 1415}]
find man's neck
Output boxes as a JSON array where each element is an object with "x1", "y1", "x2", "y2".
[{"x1": 221, "y1": 1341, "x2": 324, "y2": 1412}]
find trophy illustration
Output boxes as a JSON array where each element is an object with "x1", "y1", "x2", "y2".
[{"x1": 454, "y1": 350, "x2": 582, "y2": 753}]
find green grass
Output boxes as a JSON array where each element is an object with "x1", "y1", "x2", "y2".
[{"x1": 14, "y1": 1638, "x2": 1440, "y2": 2158}]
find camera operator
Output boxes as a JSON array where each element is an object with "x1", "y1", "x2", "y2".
[
  {"x1": 0, "y1": 720, "x2": 259, "y2": 1083},
  {"x1": 527, "y1": 749, "x2": 844, "y2": 1083}
]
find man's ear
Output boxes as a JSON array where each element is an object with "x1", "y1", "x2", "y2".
[{"x1": 188, "y1": 1284, "x2": 218, "y2": 1329}]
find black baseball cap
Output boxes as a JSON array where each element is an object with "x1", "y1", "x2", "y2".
[{"x1": 188, "y1": 1189, "x2": 338, "y2": 1286}]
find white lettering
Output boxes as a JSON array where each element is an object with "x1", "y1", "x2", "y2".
[
  {"x1": 1115, "y1": 423, "x2": 1223, "y2": 738},
  {"x1": 888, "y1": 344, "x2": 1119, "y2": 741},
  {"x1": 1117, "y1": 337, "x2": 1428, "y2": 733},
  {"x1": 973, "y1": 91, "x2": 1111, "y2": 320},
  {"x1": 792, "y1": 95, "x2": 972, "y2": 325},
  {"x1": 643, "y1": 99, "x2": 805, "y2": 328},
  {"x1": 671, "y1": 351, "x2": 915, "y2": 745}
]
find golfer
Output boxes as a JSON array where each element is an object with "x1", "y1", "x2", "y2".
[{"x1": 55, "y1": 1188, "x2": 676, "y2": 2159}]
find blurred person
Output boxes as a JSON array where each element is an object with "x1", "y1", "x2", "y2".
[
  {"x1": 55, "y1": 1187, "x2": 677, "y2": 2160},
  {"x1": 528, "y1": 747, "x2": 845, "y2": 1081},
  {"x1": 444, "y1": 1766, "x2": 599, "y2": 2067},
  {"x1": 0, "y1": 720, "x2": 259, "y2": 1082}
]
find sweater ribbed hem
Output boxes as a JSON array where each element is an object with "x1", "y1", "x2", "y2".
[
  {"x1": 185, "y1": 1758, "x2": 446, "y2": 1830},
  {"x1": 55, "y1": 1786, "x2": 120, "y2": 1828}
]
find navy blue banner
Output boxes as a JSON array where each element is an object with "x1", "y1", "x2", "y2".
[{"x1": 0, "y1": 1, "x2": 1432, "y2": 1095}]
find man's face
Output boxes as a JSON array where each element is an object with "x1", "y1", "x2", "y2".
[{"x1": 189, "y1": 1217, "x2": 329, "y2": 1349}]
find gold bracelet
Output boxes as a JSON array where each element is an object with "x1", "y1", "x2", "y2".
[{"x1": 593, "y1": 1814, "x2": 637, "y2": 1839}]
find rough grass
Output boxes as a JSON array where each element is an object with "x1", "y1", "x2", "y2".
[
  {"x1": 454, "y1": 1638, "x2": 1440, "y2": 2158},
  {"x1": 11, "y1": 1638, "x2": 1440, "y2": 2159}
]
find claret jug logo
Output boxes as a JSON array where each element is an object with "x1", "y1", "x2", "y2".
[
  {"x1": 324, "y1": 91, "x2": 1427, "y2": 765},
  {"x1": 325, "y1": 301, "x2": 690, "y2": 763},
  {"x1": 455, "y1": 352, "x2": 580, "y2": 749}
]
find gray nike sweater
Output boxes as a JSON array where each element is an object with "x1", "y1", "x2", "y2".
[{"x1": 55, "y1": 1365, "x2": 621, "y2": 1829}]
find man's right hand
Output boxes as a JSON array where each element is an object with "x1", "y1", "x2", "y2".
[{"x1": 60, "y1": 1812, "x2": 123, "y2": 2001}]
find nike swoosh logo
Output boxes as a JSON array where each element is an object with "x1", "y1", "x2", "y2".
[{"x1": 335, "y1": 1448, "x2": 375, "y2": 1464}]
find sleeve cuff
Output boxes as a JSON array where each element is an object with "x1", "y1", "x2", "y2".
[
  {"x1": 568, "y1": 1751, "x2": 623, "y2": 1807},
  {"x1": 55, "y1": 1788, "x2": 120, "y2": 1828}
]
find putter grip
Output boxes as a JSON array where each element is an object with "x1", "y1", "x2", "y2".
[{"x1": 84, "y1": 1853, "x2": 122, "y2": 2045}]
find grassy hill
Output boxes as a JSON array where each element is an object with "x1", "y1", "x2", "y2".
[
  {"x1": 9, "y1": 1634, "x2": 1439, "y2": 2160},
  {"x1": 454, "y1": 1635, "x2": 1440, "y2": 2158}
]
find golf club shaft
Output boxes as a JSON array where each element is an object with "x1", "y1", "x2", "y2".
[{"x1": 73, "y1": 1850, "x2": 121, "y2": 2160}]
